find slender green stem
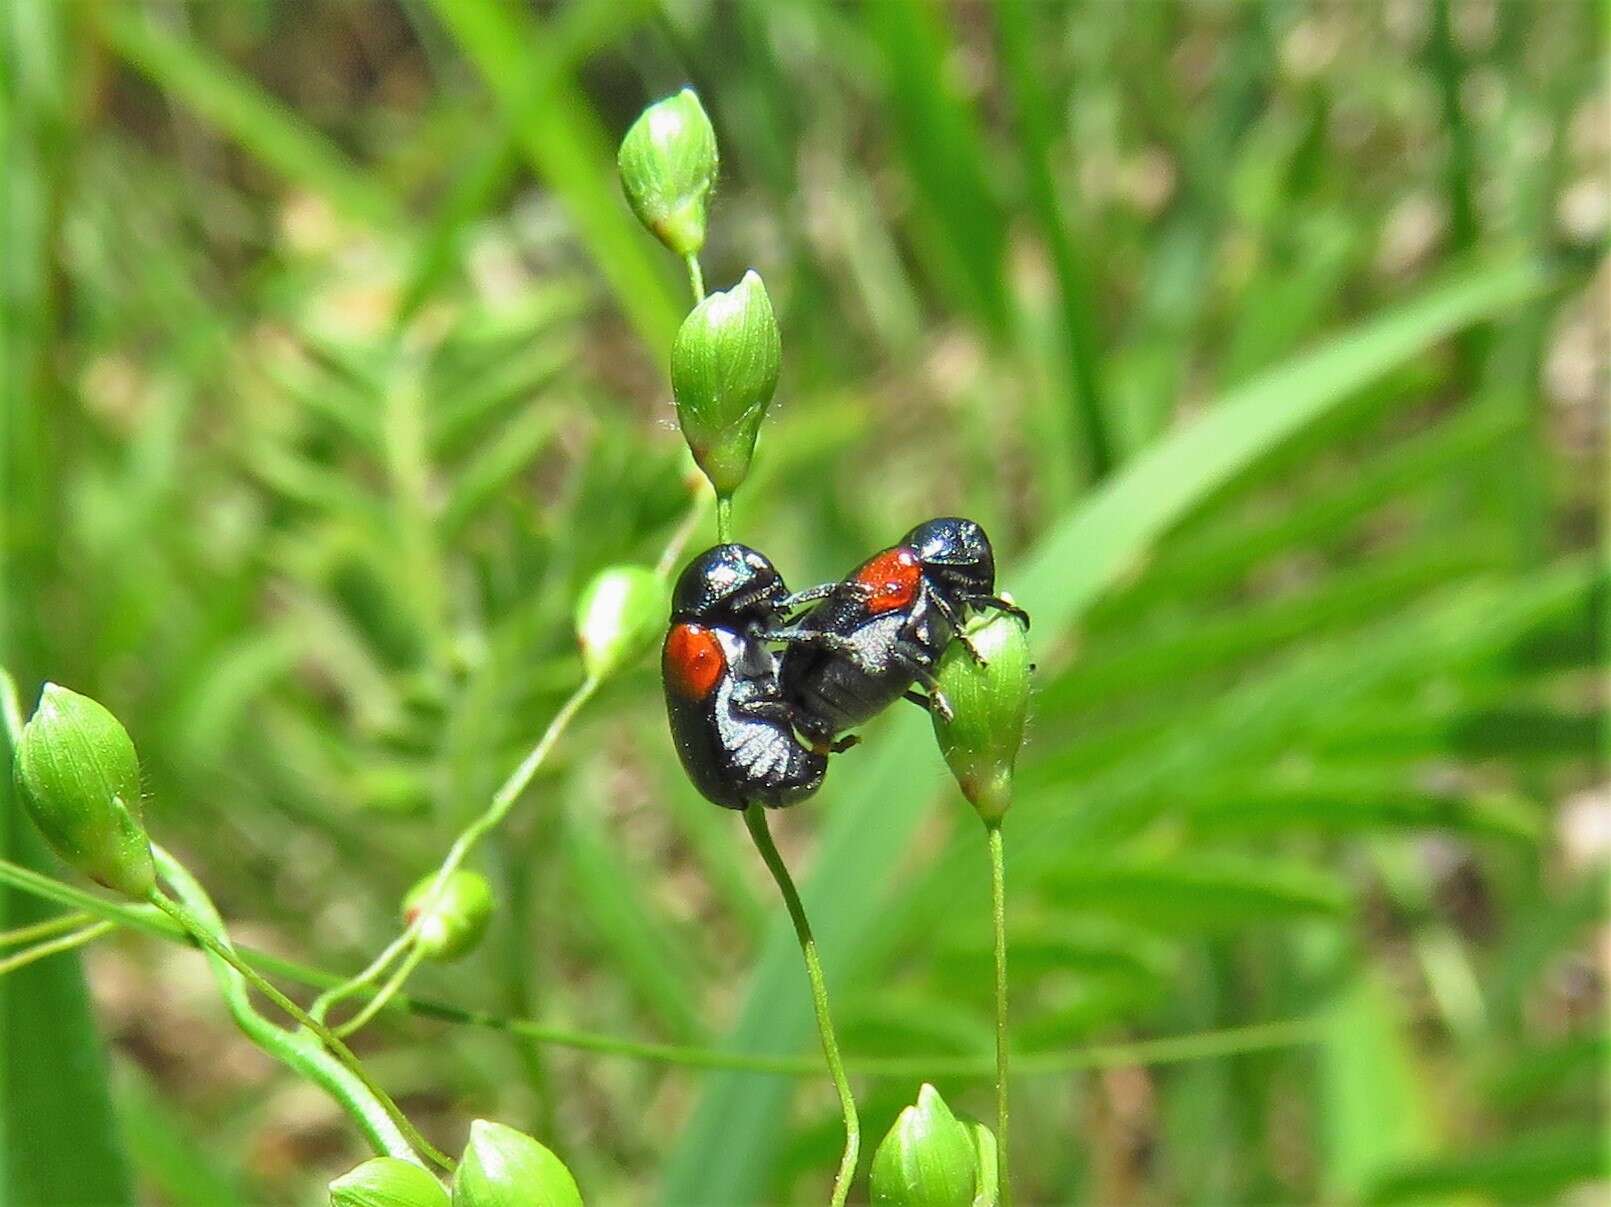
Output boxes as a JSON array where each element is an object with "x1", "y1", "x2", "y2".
[
  {"x1": 987, "y1": 820, "x2": 1011, "y2": 1206},
  {"x1": 685, "y1": 252, "x2": 705, "y2": 304},
  {"x1": 0, "y1": 920, "x2": 114, "y2": 977},
  {"x1": 147, "y1": 886, "x2": 453, "y2": 1171},
  {"x1": 715, "y1": 493, "x2": 734, "y2": 543},
  {"x1": 0, "y1": 851, "x2": 1322, "y2": 1078},
  {"x1": 743, "y1": 806, "x2": 859, "y2": 1207},
  {"x1": 335, "y1": 943, "x2": 428, "y2": 1038},
  {"x1": 316, "y1": 674, "x2": 599, "y2": 1035},
  {"x1": 0, "y1": 909, "x2": 95, "y2": 948}
]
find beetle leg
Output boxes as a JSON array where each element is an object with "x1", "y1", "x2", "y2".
[
  {"x1": 893, "y1": 652, "x2": 956, "y2": 722},
  {"x1": 967, "y1": 594, "x2": 1031, "y2": 628},
  {"x1": 756, "y1": 627, "x2": 878, "y2": 671},
  {"x1": 926, "y1": 592, "x2": 989, "y2": 665},
  {"x1": 779, "y1": 581, "x2": 857, "y2": 610}
]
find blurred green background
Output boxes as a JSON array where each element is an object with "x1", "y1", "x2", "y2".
[{"x1": 1, "y1": 1, "x2": 1606, "y2": 1204}]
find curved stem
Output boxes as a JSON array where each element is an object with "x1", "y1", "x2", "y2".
[
  {"x1": 0, "y1": 920, "x2": 114, "y2": 977},
  {"x1": 987, "y1": 820, "x2": 1011, "y2": 1206},
  {"x1": 743, "y1": 806, "x2": 859, "y2": 1207},
  {"x1": 147, "y1": 855, "x2": 452, "y2": 1171},
  {"x1": 336, "y1": 942, "x2": 428, "y2": 1038}
]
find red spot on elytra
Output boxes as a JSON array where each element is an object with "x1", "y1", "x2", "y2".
[
  {"x1": 664, "y1": 624, "x2": 726, "y2": 700},
  {"x1": 854, "y1": 547, "x2": 922, "y2": 614}
]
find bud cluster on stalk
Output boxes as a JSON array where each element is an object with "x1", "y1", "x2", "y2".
[
  {"x1": 329, "y1": 1119, "x2": 583, "y2": 1207},
  {"x1": 618, "y1": 88, "x2": 782, "y2": 507}
]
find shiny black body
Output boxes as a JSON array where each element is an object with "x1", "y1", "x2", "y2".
[
  {"x1": 774, "y1": 517, "x2": 1027, "y2": 742},
  {"x1": 662, "y1": 545, "x2": 831, "y2": 810}
]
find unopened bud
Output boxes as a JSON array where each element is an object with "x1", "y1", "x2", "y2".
[
  {"x1": 967, "y1": 1119, "x2": 999, "y2": 1207},
  {"x1": 670, "y1": 271, "x2": 780, "y2": 498},
  {"x1": 452, "y1": 1119, "x2": 583, "y2": 1207},
  {"x1": 931, "y1": 609, "x2": 1031, "y2": 825},
  {"x1": 618, "y1": 88, "x2": 718, "y2": 258},
  {"x1": 13, "y1": 684, "x2": 154, "y2": 898},
  {"x1": 403, "y1": 870, "x2": 494, "y2": 961},
  {"x1": 329, "y1": 1157, "x2": 448, "y2": 1207},
  {"x1": 871, "y1": 1084, "x2": 978, "y2": 1207},
  {"x1": 575, "y1": 565, "x2": 668, "y2": 681}
]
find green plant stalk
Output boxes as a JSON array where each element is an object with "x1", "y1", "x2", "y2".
[
  {"x1": 145, "y1": 851, "x2": 452, "y2": 1171},
  {"x1": 313, "y1": 673, "x2": 600, "y2": 1030},
  {"x1": 686, "y1": 253, "x2": 705, "y2": 304},
  {"x1": 987, "y1": 820, "x2": 1011, "y2": 1206},
  {"x1": 742, "y1": 806, "x2": 859, "y2": 1207},
  {"x1": 0, "y1": 920, "x2": 114, "y2": 977},
  {"x1": 715, "y1": 494, "x2": 734, "y2": 543},
  {"x1": 0, "y1": 909, "x2": 95, "y2": 948},
  {"x1": 0, "y1": 852, "x2": 1323, "y2": 1077},
  {"x1": 335, "y1": 943, "x2": 428, "y2": 1038}
]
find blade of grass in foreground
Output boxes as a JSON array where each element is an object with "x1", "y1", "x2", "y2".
[{"x1": 659, "y1": 256, "x2": 1551, "y2": 1205}]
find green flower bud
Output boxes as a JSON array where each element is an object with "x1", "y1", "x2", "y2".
[
  {"x1": 403, "y1": 870, "x2": 494, "y2": 961},
  {"x1": 452, "y1": 1119, "x2": 583, "y2": 1207},
  {"x1": 871, "y1": 1084, "x2": 979, "y2": 1207},
  {"x1": 618, "y1": 88, "x2": 718, "y2": 257},
  {"x1": 930, "y1": 608, "x2": 1031, "y2": 825},
  {"x1": 670, "y1": 270, "x2": 781, "y2": 498},
  {"x1": 330, "y1": 1157, "x2": 449, "y2": 1207},
  {"x1": 574, "y1": 565, "x2": 669, "y2": 681},
  {"x1": 13, "y1": 683, "x2": 154, "y2": 899}
]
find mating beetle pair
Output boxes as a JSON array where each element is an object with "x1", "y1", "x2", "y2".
[{"x1": 662, "y1": 518, "x2": 1028, "y2": 810}]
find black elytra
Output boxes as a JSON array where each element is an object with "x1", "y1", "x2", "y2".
[
  {"x1": 771, "y1": 517, "x2": 1029, "y2": 743},
  {"x1": 661, "y1": 544, "x2": 839, "y2": 810}
]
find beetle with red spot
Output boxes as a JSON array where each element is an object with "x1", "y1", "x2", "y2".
[
  {"x1": 769, "y1": 517, "x2": 1028, "y2": 744},
  {"x1": 661, "y1": 544, "x2": 845, "y2": 810}
]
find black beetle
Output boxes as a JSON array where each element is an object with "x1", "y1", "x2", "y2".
[
  {"x1": 661, "y1": 544, "x2": 845, "y2": 809},
  {"x1": 768, "y1": 517, "x2": 1028, "y2": 743}
]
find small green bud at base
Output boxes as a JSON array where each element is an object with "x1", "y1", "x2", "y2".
[
  {"x1": 330, "y1": 1157, "x2": 449, "y2": 1207},
  {"x1": 403, "y1": 870, "x2": 494, "y2": 961},
  {"x1": 930, "y1": 609, "x2": 1031, "y2": 825},
  {"x1": 618, "y1": 88, "x2": 718, "y2": 257},
  {"x1": 452, "y1": 1119, "x2": 583, "y2": 1207},
  {"x1": 574, "y1": 565, "x2": 669, "y2": 681},
  {"x1": 13, "y1": 683, "x2": 154, "y2": 899},
  {"x1": 871, "y1": 1084, "x2": 978, "y2": 1207},
  {"x1": 670, "y1": 271, "x2": 781, "y2": 498}
]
